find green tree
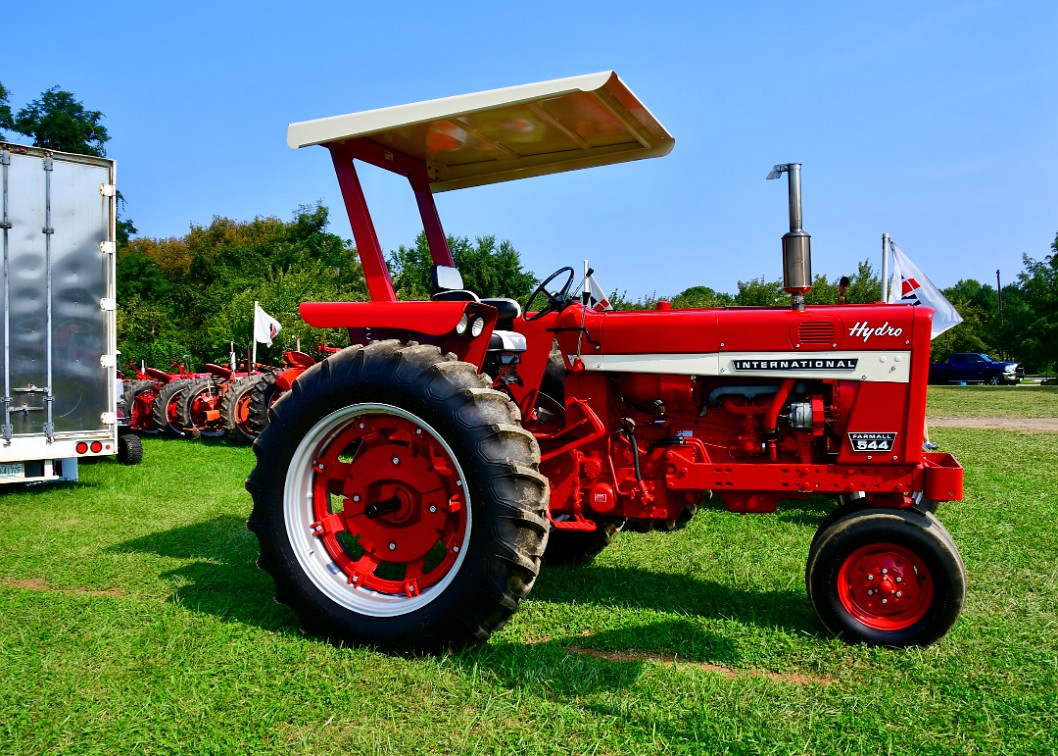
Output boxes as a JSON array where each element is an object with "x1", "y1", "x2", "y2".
[
  {"x1": 3, "y1": 84, "x2": 137, "y2": 245},
  {"x1": 117, "y1": 205, "x2": 365, "y2": 368},
  {"x1": 9, "y1": 86, "x2": 109, "y2": 156},
  {"x1": 1007, "y1": 232, "x2": 1058, "y2": 372},
  {"x1": 387, "y1": 233, "x2": 537, "y2": 302},
  {"x1": 0, "y1": 82, "x2": 12, "y2": 138},
  {"x1": 672, "y1": 285, "x2": 735, "y2": 308}
]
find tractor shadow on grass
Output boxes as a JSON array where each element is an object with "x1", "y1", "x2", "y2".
[
  {"x1": 457, "y1": 618, "x2": 741, "y2": 699},
  {"x1": 111, "y1": 514, "x2": 300, "y2": 636},
  {"x1": 531, "y1": 563, "x2": 818, "y2": 641}
]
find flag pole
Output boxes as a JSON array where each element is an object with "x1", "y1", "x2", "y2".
[
  {"x1": 881, "y1": 233, "x2": 890, "y2": 301},
  {"x1": 252, "y1": 301, "x2": 258, "y2": 371}
]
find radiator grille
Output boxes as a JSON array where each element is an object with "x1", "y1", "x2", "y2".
[{"x1": 798, "y1": 321, "x2": 835, "y2": 344}]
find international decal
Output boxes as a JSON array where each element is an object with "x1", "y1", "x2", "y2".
[{"x1": 732, "y1": 358, "x2": 859, "y2": 371}]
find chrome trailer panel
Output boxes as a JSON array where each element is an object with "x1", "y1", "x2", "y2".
[{"x1": 0, "y1": 145, "x2": 117, "y2": 483}]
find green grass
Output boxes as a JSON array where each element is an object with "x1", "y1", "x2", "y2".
[
  {"x1": 2, "y1": 423, "x2": 1057, "y2": 754},
  {"x1": 928, "y1": 384, "x2": 1058, "y2": 418}
]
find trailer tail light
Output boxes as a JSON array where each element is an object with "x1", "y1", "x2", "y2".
[{"x1": 75, "y1": 440, "x2": 110, "y2": 456}]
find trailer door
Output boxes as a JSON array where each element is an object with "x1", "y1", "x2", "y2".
[{"x1": 1, "y1": 147, "x2": 113, "y2": 446}]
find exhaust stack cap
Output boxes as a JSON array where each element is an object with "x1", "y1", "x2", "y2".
[{"x1": 767, "y1": 163, "x2": 812, "y2": 304}]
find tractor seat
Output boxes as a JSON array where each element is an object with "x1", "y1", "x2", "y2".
[{"x1": 430, "y1": 265, "x2": 522, "y2": 329}]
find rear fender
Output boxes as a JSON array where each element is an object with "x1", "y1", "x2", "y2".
[{"x1": 300, "y1": 300, "x2": 497, "y2": 368}]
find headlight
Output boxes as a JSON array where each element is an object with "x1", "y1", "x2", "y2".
[
  {"x1": 470, "y1": 316, "x2": 485, "y2": 338},
  {"x1": 1004, "y1": 365, "x2": 1016, "y2": 374},
  {"x1": 455, "y1": 313, "x2": 469, "y2": 335}
]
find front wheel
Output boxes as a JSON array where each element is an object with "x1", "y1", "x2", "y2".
[
  {"x1": 806, "y1": 508, "x2": 965, "y2": 646},
  {"x1": 245, "y1": 341, "x2": 550, "y2": 651}
]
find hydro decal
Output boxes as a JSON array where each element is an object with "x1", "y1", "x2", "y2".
[
  {"x1": 847, "y1": 432, "x2": 898, "y2": 452},
  {"x1": 733, "y1": 358, "x2": 858, "y2": 371}
]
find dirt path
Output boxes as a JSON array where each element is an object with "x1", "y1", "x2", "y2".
[{"x1": 928, "y1": 416, "x2": 1058, "y2": 433}]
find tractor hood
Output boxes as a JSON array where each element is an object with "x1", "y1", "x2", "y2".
[{"x1": 287, "y1": 71, "x2": 674, "y2": 192}]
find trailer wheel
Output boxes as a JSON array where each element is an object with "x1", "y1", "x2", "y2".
[
  {"x1": 246, "y1": 341, "x2": 550, "y2": 651},
  {"x1": 221, "y1": 375, "x2": 262, "y2": 443},
  {"x1": 178, "y1": 379, "x2": 226, "y2": 438},
  {"x1": 806, "y1": 508, "x2": 965, "y2": 646},
  {"x1": 117, "y1": 433, "x2": 144, "y2": 465},
  {"x1": 152, "y1": 380, "x2": 192, "y2": 437}
]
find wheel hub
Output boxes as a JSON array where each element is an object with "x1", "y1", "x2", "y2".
[
  {"x1": 306, "y1": 411, "x2": 467, "y2": 597},
  {"x1": 837, "y1": 543, "x2": 933, "y2": 630}
]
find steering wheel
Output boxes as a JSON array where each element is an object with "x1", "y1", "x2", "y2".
[{"x1": 523, "y1": 266, "x2": 575, "y2": 321}]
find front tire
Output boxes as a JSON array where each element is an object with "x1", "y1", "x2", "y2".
[
  {"x1": 806, "y1": 508, "x2": 965, "y2": 646},
  {"x1": 246, "y1": 341, "x2": 550, "y2": 651}
]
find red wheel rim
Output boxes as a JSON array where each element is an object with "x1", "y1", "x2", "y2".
[
  {"x1": 836, "y1": 542, "x2": 933, "y2": 631},
  {"x1": 234, "y1": 391, "x2": 253, "y2": 430},
  {"x1": 188, "y1": 387, "x2": 223, "y2": 432},
  {"x1": 306, "y1": 409, "x2": 468, "y2": 600},
  {"x1": 130, "y1": 389, "x2": 157, "y2": 431}
]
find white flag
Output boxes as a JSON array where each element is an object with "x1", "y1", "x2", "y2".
[
  {"x1": 254, "y1": 303, "x2": 282, "y2": 346},
  {"x1": 583, "y1": 272, "x2": 613, "y2": 311},
  {"x1": 887, "y1": 242, "x2": 963, "y2": 339}
]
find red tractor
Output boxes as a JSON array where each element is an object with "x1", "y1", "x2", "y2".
[{"x1": 246, "y1": 72, "x2": 966, "y2": 651}]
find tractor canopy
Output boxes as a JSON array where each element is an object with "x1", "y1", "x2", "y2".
[
  {"x1": 288, "y1": 72, "x2": 673, "y2": 303},
  {"x1": 288, "y1": 71, "x2": 674, "y2": 192}
]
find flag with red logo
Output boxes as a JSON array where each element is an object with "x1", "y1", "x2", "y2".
[
  {"x1": 583, "y1": 272, "x2": 613, "y2": 311},
  {"x1": 886, "y1": 242, "x2": 963, "y2": 338},
  {"x1": 253, "y1": 302, "x2": 282, "y2": 346}
]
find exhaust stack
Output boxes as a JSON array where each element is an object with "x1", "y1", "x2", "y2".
[{"x1": 767, "y1": 163, "x2": 812, "y2": 310}]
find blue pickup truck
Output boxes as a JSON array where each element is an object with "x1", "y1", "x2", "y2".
[{"x1": 929, "y1": 353, "x2": 1025, "y2": 385}]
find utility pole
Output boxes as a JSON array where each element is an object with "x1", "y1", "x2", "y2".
[{"x1": 996, "y1": 269, "x2": 1004, "y2": 328}]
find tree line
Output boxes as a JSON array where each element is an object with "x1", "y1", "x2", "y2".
[{"x1": 3, "y1": 83, "x2": 1055, "y2": 374}]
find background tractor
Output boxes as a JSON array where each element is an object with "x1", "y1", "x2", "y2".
[{"x1": 246, "y1": 72, "x2": 966, "y2": 651}]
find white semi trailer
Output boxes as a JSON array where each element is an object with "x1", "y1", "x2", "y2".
[{"x1": 0, "y1": 143, "x2": 139, "y2": 484}]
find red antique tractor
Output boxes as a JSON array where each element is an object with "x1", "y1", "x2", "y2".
[{"x1": 246, "y1": 72, "x2": 966, "y2": 651}]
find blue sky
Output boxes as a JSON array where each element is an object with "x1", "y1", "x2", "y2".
[{"x1": 4, "y1": 1, "x2": 1055, "y2": 299}]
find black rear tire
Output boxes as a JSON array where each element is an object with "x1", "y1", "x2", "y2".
[
  {"x1": 178, "y1": 379, "x2": 226, "y2": 438},
  {"x1": 248, "y1": 370, "x2": 283, "y2": 436},
  {"x1": 152, "y1": 380, "x2": 192, "y2": 437},
  {"x1": 246, "y1": 341, "x2": 550, "y2": 651},
  {"x1": 222, "y1": 375, "x2": 262, "y2": 443},
  {"x1": 123, "y1": 380, "x2": 160, "y2": 434},
  {"x1": 544, "y1": 516, "x2": 625, "y2": 565}
]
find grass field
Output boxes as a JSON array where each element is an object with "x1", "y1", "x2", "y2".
[
  {"x1": 927, "y1": 384, "x2": 1058, "y2": 418},
  {"x1": 1, "y1": 388, "x2": 1057, "y2": 753}
]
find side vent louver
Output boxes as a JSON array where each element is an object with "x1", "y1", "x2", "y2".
[{"x1": 798, "y1": 321, "x2": 834, "y2": 344}]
